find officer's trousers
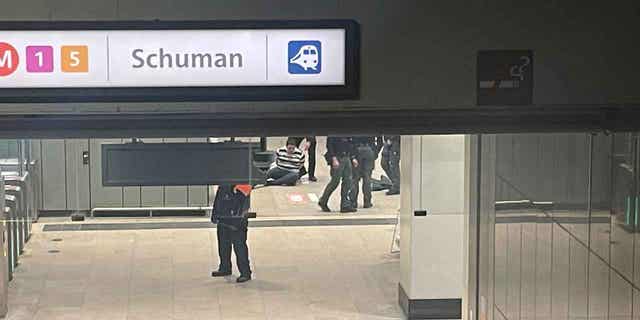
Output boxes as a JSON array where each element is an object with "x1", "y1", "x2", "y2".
[
  {"x1": 351, "y1": 146, "x2": 375, "y2": 206},
  {"x1": 217, "y1": 223, "x2": 252, "y2": 277},
  {"x1": 319, "y1": 155, "x2": 353, "y2": 210},
  {"x1": 382, "y1": 148, "x2": 401, "y2": 193}
]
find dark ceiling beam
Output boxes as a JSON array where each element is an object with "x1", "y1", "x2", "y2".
[{"x1": 0, "y1": 105, "x2": 639, "y2": 138}]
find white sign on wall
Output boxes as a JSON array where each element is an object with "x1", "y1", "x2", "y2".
[{"x1": 0, "y1": 29, "x2": 346, "y2": 88}]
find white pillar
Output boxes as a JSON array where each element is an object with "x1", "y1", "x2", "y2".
[{"x1": 399, "y1": 135, "x2": 467, "y2": 319}]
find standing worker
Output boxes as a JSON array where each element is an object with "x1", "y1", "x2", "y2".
[
  {"x1": 211, "y1": 184, "x2": 253, "y2": 283},
  {"x1": 382, "y1": 135, "x2": 401, "y2": 195},
  {"x1": 350, "y1": 136, "x2": 383, "y2": 208},
  {"x1": 318, "y1": 136, "x2": 358, "y2": 213},
  {"x1": 288, "y1": 136, "x2": 317, "y2": 182}
]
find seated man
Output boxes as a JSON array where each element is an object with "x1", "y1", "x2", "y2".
[{"x1": 265, "y1": 138, "x2": 305, "y2": 186}]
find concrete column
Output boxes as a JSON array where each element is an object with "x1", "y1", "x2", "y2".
[{"x1": 399, "y1": 135, "x2": 467, "y2": 319}]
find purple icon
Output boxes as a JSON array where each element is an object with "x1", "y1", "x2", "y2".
[{"x1": 26, "y1": 46, "x2": 53, "y2": 73}]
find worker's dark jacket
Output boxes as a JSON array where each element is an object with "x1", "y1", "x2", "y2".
[
  {"x1": 383, "y1": 135, "x2": 401, "y2": 153},
  {"x1": 324, "y1": 136, "x2": 357, "y2": 164},
  {"x1": 352, "y1": 136, "x2": 384, "y2": 158},
  {"x1": 211, "y1": 185, "x2": 250, "y2": 231}
]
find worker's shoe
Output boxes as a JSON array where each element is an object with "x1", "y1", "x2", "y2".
[
  {"x1": 340, "y1": 207, "x2": 357, "y2": 213},
  {"x1": 309, "y1": 176, "x2": 318, "y2": 182},
  {"x1": 236, "y1": 275, "x2": 252, "y2": 283},
  {"x1": 319, "y1": 202, "x2": 331, "y2": 212},
  {"x1": 386, "y1": 190, "x2": 400, "y2": 196},
  {"x1": 363, "y1": 203, "x2": 373, "y2": 209},
  {"x1": 211, "y1": 270, "x2": 232, "y2": 277}
]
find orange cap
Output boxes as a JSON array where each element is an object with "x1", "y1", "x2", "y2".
[{"x1": 234, "y1": 184, "x2": 252, "y2": 196}]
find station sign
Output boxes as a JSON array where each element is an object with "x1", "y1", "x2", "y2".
[{"x1": 0, "y1": 20, "x2": 359, "y2": 102}]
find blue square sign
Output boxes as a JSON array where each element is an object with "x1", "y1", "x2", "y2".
[{"x1": 288, "y1": 41, "x2": 322, "y2": 74}]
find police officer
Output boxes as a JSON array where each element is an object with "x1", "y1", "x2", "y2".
[
  {"x1": 211, "y1": 185, "x2": 252, "y2": 283},
  {"x1": 350, "y1": 136, "x2": 383, "y2": 208},
  {"x1": 382, "y1": 135, "x2": 401, "y2": 195},
  {"x1": 318, "y1": 136, "x2": 358, "y2": 213}
]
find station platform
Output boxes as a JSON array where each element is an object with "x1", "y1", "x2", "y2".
[
  {"x1": 5, "y1": 217, "x2": 402, "y2": 320},
  {"x1": 253, "y1": 136, "x2": 399, "y2": 217}
]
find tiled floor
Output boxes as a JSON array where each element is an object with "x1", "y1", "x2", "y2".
[{"x1": 5, "y1": 224, "x2": 403, "y2": 320}]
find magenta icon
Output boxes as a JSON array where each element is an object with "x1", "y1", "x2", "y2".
[{"x1": 26, "y1": 46, "x2": 53, "y2": 72}]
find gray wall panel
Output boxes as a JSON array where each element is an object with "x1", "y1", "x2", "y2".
[
  {"x1": 162, "y1": 138, "x2": 187, "y2": 207},
  {"x1": 65, "y1": 139, "x2": 90, "y2": 211},
  {"x1": 41, "y1": 139, "x2": 67, "y2": 210},
  {"x1": 123, "y1": 187, "x2": 141, "y2": 207},
  {"x1": 140, "y1": 138, "x2": 164, "y2": 207},
  {"x1": 90, "y1": 139, "x2": 123, "y2": 207},
  {"x1": 186, "y1": 138, "x2": 208, "y2": 206},
  {"x1": 0, "y1": 0, "x2": 51, "y2": 21},
  {"x1": 49, "y1": 0, "x2": 116, "y2": 20},
  {"x1": 141, "y1": 187, "x2": 163, "y2": 207}
]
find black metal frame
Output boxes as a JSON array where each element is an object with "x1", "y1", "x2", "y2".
[{"x1": 0, "y1": 20, "x2": 360, "y2": 103}]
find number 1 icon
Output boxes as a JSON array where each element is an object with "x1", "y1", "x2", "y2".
[{"x1": 26, "y1": 46, "x2": 53, "y2": 73}]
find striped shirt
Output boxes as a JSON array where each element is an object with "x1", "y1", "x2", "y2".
[{"x1": 275, "y1": 147, "x2": 305, "y2": 172}]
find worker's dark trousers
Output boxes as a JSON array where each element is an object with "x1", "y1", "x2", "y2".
[{"x1": 217, "y1": 224, "x2": 252, "y2": 277}]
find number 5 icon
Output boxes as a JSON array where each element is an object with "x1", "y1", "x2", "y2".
[{"x1": 61, "y1": 46, "x2": 88, "y2": 73}]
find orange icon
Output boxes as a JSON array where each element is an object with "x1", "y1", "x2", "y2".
[{"x1": 61, "y1": 46, "x2": 88, "y2": 72}]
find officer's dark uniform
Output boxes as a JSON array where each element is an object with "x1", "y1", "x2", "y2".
[
  {"x1": 382, "y1": 136, "x2": 401, "y2": 195},
  {"x1": 350, "y1": 136, "x2": 383, "y2": 208},
  {"x1": 289, "y1": 136, "x2": 317, "y2": 180},
  {"x1": 319, "y1": 136, "x2": 357, "y2": 212},
  {"x1": 211, "y1": 185, "x2": 252, "y2": 282}
]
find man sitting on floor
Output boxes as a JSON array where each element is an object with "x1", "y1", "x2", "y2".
[{"x1": 265, "y1": 137, "x2": 306, "y2": 186}]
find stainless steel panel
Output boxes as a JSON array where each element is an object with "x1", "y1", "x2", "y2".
[
  {"x1": 610, "y1": 269, "x2": 633, "y2": 319},
  {"x1": 89, "y1": 139, "x2": 122, "y2": 208},
  {"x1": 494, "y1": 222, "x2": 508, "y2": 317},
  {"x1": 29, "y1": 139, "x2": 43, "y2": 209},
  {"x1": 560, "y1": 134, "x2": 589, "y2": 244},
  {"x1": 588, "y1": 252, "x2": 610, "y2": 319},
  {"x1": 41, "y1": 139, "x2": 66, "y2": 210},
  {"x1": 568, "y1": 239, "x2": 588, "y2": 319},
  {"x1": 634, "y1": 288, "x2": 640, "y2": 320},
  {"x1": 535, "y1": 220, "x2": 553, "y2": 320},
  {"x1": 505, "y1": 222, "x2": 522, "y2": 320},
  {"x1": 550, "y1": 223, "x2": 570, "y2": 320},
  {"x1": 65, "y1": 139, "x2": 90, "y2": 211},
  {"x1": 520, "y1": 221, "x2": 536, "y2": 319},
  {"x1": 0, "y1": 175, "x2": 7, "y2": 317}
]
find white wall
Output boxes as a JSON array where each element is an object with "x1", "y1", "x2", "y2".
[{"x1": 400, "y1": 135, "x2": 466, "y2": 300}]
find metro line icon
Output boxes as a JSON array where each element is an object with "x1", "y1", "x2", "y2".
[{"x1": 288, "y1": 41, "x2": 321, "y2": 74}]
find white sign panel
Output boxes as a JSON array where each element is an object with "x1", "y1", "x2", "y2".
[{"x1": 0, "y1": 29, "x2": 346, "y2": 88}]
